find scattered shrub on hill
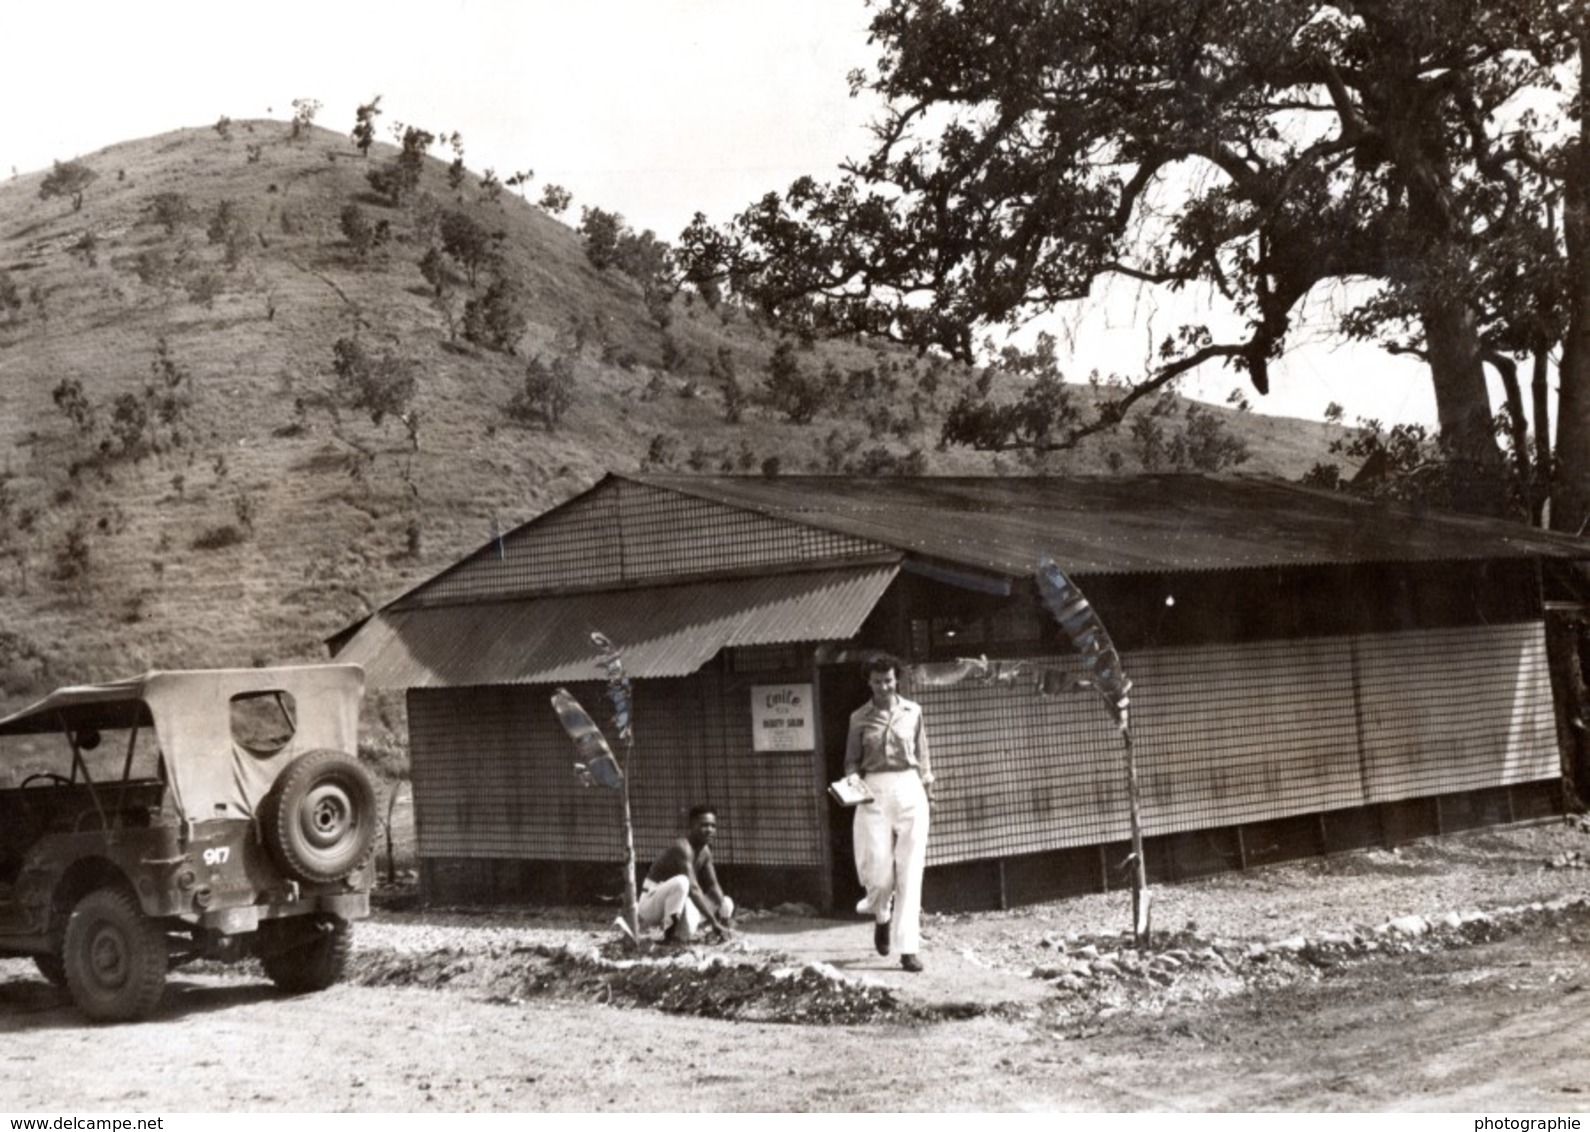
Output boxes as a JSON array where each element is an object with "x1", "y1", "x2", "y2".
[
  {"x1": 206, "y1": 199, "x2": 250, "y2": 269},
  {"x1": 539, "y1": 184, "x2": 572, "y2": 216},
  {"x1": 192, "y1": 524, "x2": 246, "y2": 551},
  {"x1": 765, "y1": 340, "x2": 835, "y2": 424},
  {"x1": 133, "y1": 248, "x2": 177, "y2": 289},
  {"x1": 148, "y1": 191, "x2": 193, "y2": 235},
  {"x1": 462, "y1": 276, "x2": 527, "y2": 354},
  {"x1": 330, "y1": 337, "x2": 418, "y2": 430},
  {"x1": 579, "y1": 206, "x2": 622, "y2": 270},
  {"x1": 438, "y1": 210, "x2": 502, "y2": 287},
  {"x1": 477, "y1": 168, "x2": 502, "y2": 204},
  {"x1": 108, "y1": 393, "x2": 150, "y2": 456},
  {"x1": 51, "y1": 378, "x2": 95, "y2": 436},
  {"x1": 367, "y1": 125, "x2": 435, "y2": 206},
  {"x1": 1180, "y1": 403, "x2": 1251, "y2": 470},
  {"x1": 578, "y1": 207, "x2": 674, "y2": 285},
  {"x1": 51, "y1": 520, "x2": 92, "y2": 583},
  {"x1": 707, "y1": 347, "x2": 742, "y2": 423},
  {"x1": 506, "y1": 354, "x2": 575, "y2": 431},
  {"x1": 351, "y1": 96, "x2": 382, "y2": 157},
  {"x1": 39, "y1": 159, "x2": 97, "y2": 212},
  {"x1": 642, "y1": 432, "x2": 682, "y2": 470},
  {"x1": 340, "y1": 204, "x2": 388, "y2": 260},
  {"x1": 504, "y1": 169, "x2": 533, "y2": 199},
  {"x1": 1130, "y1": 401, "x2": 1251, "y2": 472},
  {"x1": 617, "y1": 230, "x2": 671, "y2": 286},
  {"x1": 289, "y1": 97, "x2": 322, "y2": 142},
  {"x1": 418, "y1": 245, "x2": 456, "y2": 298}
]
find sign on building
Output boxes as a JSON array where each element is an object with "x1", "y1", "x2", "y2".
[{"x1": 751, "y1": 683, "x2": 814, "y2": 752}]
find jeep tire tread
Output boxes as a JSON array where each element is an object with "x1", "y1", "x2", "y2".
[
  {"x1": 63, "y1": 887, "x2": 167, "y2": 1022},
  {"x1": 260, "y1": 915, "x2": 352, "y2": 994},
  {"x1": 264, "y1": 749, "x2": 377, "y2": 884}
]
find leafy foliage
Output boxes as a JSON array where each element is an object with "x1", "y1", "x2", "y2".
[
  {"x1": 206, "y1": 199, "x2": 250, "y2": 269},
  {"x1": 148, "y1": 192, "x2": 193, "y2": 235},
  {"x1": 507, "y1": 354, "x2": 576, "y2": 430},
  {"x1": 578, "y1": 206, "x2": 622, "y2": 271},
  {"x1": 765, "y1": 340, "x2": 831, "y2": 424},
  {"x1": 39, "y1": 159, "x2": 97, "y2": 212},
  {"x1": 366, "y1": 125, "x2": 435, "y2": 206},
  {"x1": 330, "y1": 337, "x2": 418, "y2": 429},
  {"x1": 438, "y1": 210, "x2": 502, "y2": 287},
  {"x1": 538, "y1": 184, "x2": 572, "y2": 216},
  {"x1": 289, "y1": 97, "x2": 322, "y2": 141},
  {"x1": 351, "y1": 96, "x2": 382, "y2": 157},
  {"x1": 340, "y1": 203, "x2": 388, "y2": 259},
  {"x1": 462, "y1": 277, "x2": 527, "y2": 354},
  {"x1": 680, "y1": 0, "x2": 1585, "y2": 518}
]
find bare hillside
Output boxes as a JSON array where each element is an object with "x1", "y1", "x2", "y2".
[{"x1": 0, "y1": 117, "x2": 1347, "y2": 701}]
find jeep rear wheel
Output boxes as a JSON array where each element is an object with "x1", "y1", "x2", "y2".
[
  {"x1": 63, "y1": 887, "x2": 167, "y2": 1022},
  {"x1": 265, "y1": 749, "x2": 377, "y2": 884},
  {"x1": 260, "y1": 915, "x2": 352, "y2": 994}
]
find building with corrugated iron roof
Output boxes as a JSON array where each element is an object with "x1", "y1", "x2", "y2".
[{"x1": 331, "y1": 473, "x2": 1590, "y2": 913}]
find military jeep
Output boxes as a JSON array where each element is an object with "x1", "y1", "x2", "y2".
[{"x1": 0, "y1": 665, "x2": 376, "y2": 1022}]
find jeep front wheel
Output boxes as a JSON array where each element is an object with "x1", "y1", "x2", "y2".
[
  {"x1": 260, "y1": 915, "x2": 352, "y2": 994},
  {"x1": 265, "y1": 749, "x2": 377, "y2": 885},
  {"x1": 63, "y1": 887, "x2": 167, "y2": 1022}
]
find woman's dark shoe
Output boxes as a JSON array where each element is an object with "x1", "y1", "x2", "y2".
[
  {"x1": 900, "y1": 953, "x2": 923, "y2": 973},
  {"x1": 874, "y1": 919, "x2": 891, "y2": 956}
]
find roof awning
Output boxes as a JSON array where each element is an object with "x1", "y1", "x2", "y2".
[{"x1": 334, "y1": 564, "x2": 901, "y2": 689}]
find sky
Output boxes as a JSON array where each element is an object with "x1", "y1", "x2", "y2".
[{"x1": 4, "y1": 0, "x2": 1451, "y2": 428}]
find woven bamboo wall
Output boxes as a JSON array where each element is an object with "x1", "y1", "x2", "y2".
[
  {"x1": 405, "y1": 480, "x2": 887, "y2": 608},
  {"x1": 914, "y1": 620, "x2": 1556, "y2": 867},
  {"x1": 409, "y1": 672, "x2": 823, "y2": 868}
]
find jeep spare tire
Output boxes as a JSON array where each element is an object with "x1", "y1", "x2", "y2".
[{"x1": 265, "y1": 749, "x2": 376, "y2": 884}]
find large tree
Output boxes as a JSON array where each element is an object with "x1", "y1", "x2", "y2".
[{"x1": 683, "y1": 0, "x2": 1583, "y2": 519}]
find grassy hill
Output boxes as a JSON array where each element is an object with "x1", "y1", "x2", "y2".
[{"x1": 0, "y1": 117, "x2": 1351, "y2": 709}]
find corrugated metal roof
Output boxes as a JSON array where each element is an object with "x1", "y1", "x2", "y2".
[
  {"x1": 337, "y1": 564, "x2": 899, "y2": 689},
  {"x1": 629, "y1": 474, "x2": 1590, "y2": 576}
]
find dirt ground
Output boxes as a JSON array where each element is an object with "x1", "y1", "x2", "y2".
[{"x1": 4, "y1": 819, "x2": 1590, "y2": 1112}]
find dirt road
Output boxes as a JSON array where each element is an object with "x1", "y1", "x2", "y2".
[
  {"x1": 5, "y1": 823, "x2": 1589, "y2": 1112},
  {"x1": 2, "y1": 909, "x2": 1588, "y2": 1112}
]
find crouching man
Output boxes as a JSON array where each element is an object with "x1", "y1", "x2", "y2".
[{"x1": 634, "y1": 803, "x2": 734, "y2": 943}]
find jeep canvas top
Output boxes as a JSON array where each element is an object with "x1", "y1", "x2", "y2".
[{"x1": 0, "y1": 664, "x2": 376, "y2": 1021}]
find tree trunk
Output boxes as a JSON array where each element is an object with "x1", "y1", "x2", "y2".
[
  {"x1": 1554, "y1": 26, "x2": 1590, "y2": 535},
  {"x1": 1421, "y1": 292, "x2": 1510, "y2": 517}
]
